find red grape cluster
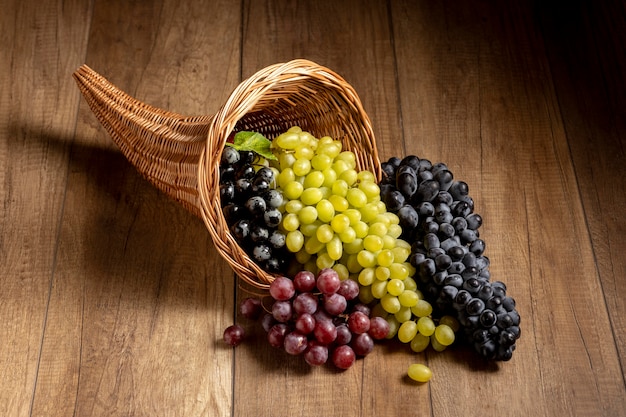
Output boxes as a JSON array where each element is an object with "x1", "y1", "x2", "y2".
[{"x1": 233, "y1": 268, "x2": 390, "y2": 370}]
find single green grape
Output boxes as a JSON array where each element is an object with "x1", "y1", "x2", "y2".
[{"x1": 408, "y1": 364, "x2": 432, "y2": 383}]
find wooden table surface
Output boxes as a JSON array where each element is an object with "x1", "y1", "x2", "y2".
[{"x1": 2, "y1": 1, "x2": 625, "y2": 416}]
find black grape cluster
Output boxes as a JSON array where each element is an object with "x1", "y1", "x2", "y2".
[
  {"x1": 379, "y1": 155, "x2": 521, "y2": 361},
  {"x1": 219, "y1": 146, "x2": 288, "y2": 273}
]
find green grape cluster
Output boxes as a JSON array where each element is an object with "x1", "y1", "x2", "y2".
[{"x1": 269, "y1": 127, "x2": 458, "y2": 353}]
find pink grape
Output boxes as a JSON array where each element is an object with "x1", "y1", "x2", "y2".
[
  {"x1": 240, "y1": 297, "x2": 263, "y2": 320},
  {"x1": 269, "y1": 276, "x2": 296, "y2": 301},
  {"x1": 337, "y1": 279, "x2": 359, "y2": 300},
  {"x1": 347, "y1": 311, "x2": 371, "y2": 334},
  {"x1": 293, "y1": 270, "x2": 317, "y2": 292},
  {"x1": 323, "y1": 293, "x2": 347, "y2": 316},
  {"x1": 351, "y1": 333, "x2": 374, "y2": 356},
  {"x1": 332, "y1": 345, "x2": 356, "y2": 369},
  {"x1": 335, "y1": 324, "x2": 352, "y2": 345},
  {"x1": 223, "y1": 324, "x2": 245, "y2": 346},
  {"x1": 267, "y1": 324, "x2": 288, "y2": 348},
  {"x1": 293, "y1": 292, "x2": 319, "y2": 315},
  {"x1": 313, "y1": 319, "x2": 337, "y2": 345},
  {"x1": 304, "y1": 341, "x2": 329, "y2": 366},
  {"x1": 284, "y1": 331, "x2": 308, "y2": 355},
  {"x1": 316, "y1": 268, "x2": 341, "y2": 294},
  {"x1": 368, "y1": 316, "x2": 390, "y2": 340},
  {"x1": 272, "y1": 300, "x2": 293, "y2": 323},
  {"x1": 295, "y1": 313, "x2": 316, "y2": 334}
]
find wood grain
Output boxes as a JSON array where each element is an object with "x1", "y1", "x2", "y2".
[{"x1": 1, "y1": 0, "x2": 625, "y2": 416}]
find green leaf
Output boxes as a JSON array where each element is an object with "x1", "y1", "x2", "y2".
[{"x1": 226, "y1": 131, "x2": 277, "y2": 160}]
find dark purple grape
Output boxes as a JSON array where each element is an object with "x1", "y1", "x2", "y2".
[{"x1": 221, "y1": 146, "x2": 240, "y2": 166}]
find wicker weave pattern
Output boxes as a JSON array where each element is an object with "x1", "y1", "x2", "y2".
[{"x1": 74, "y1": 59, "x2": 380, "y2": 289}]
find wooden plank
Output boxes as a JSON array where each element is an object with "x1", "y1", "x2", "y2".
[
  {"x1": 537, "y1": 0, "x2": 626, "y2": 376},
  {"x1": 0, "y1": 1, "x2": 93, "y2": 416},
  {"x1": 392, "y1": 1, "x2": 626, "y2": 416},
  {"x1": 233, "y1": 1, "x2": 409, "y2": 416},
  {"x1": 29, "y1": 1, "x2": 242, "y2": 415}
]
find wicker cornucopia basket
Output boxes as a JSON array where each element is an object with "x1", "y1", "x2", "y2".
[{"x1": 73, "y1": 59, "x2": 382, "y2": 289}]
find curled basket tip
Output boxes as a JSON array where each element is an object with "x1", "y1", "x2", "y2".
[{"x1": 73, "y1": 59, "x2": 381, "y2": 289}]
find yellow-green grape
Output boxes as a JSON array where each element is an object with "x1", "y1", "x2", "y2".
[
  {"x1": 388, "y1": 224, "x2": 403, "y2": 239},
  {"x1": 410, "y1": 333, "x2": 431, "y2": 353},
  {"x1": 303, "y1": 170, "x2": 324, "y2": 188},
  {"x1": 362, "y1": 235, "x2": 383, "y2": 252},
  {"x1": 304, "y1": 235, "x2": 325, "y2": 254},
  {"x1": 303, "y1": 258, "x2": 317, "y2": 274},
  {"x1": 357, "y1": 250, "x2": 377, "y2": 268},
  {"x1": 398, "y1": 320, "x2": 418, "y2": 343},
  {"x1": 389, "y1": 262, "x2": 409, "y2": 280},
  {"x1": 359, "y1": 203, "x2": 380, "y2": 223},
  {"x1": 300, "y1": 188, "x2": 323, "y2": 206},
  {"x1": 277, "y1": 167, "x2": 295, "y2": 189},
  {"x1": 333, "y1": 263, "x2": 349, "y2": 281},
  {"x1": 282, "y1": 213, "x2": 300, "y2": 232},
  {"x1": 326, "y1": 235, "x2": 343, "y2": 260},
  {"x1": 358, "y1": 180, "x2": 380, "y2": 201},
  {"x1": 394, "y1": 306, "x2": 412, "y2": 323},
  {"x1": 329, "y1": 195, "x2": 349, "y2": 212},
  {"x1": 316, "y1": 199, "x2": 335, "y2": 223},
  {"x1": 278, "y1": 152, "x2": 296, "y2": 171},
  {"x1": 285, "y1": 199, "x2": 304, "y2": 214},
  {"x1": 286, "y1": 126, "x2": 302, "y2": 133},
  {"x1": 339, "y1": 169, "x2": 358, "y2": 186},
  {"x1": 387, "y1": 278, "x2": 405, "y2": 296},
  {"x1": 382, "y1": 234, "x2": 396, "y2": 249},
  {"x1": 295, "y1": 145, "x2": 314, "y2": 160},
  {"x1": 430, "y1": 335, "x2": 447, "y2": 352},
  {"x1": 411, "y1": 299, "x2": 433, "y2": 318},
  {"x1": 376, "y1": 249, "x2": 394, "y2": 267},
  {"x1": 311, "y1": 153, "x2": 333, "y2": 171},
  {"x1": 298, "y1": 206, "x2": 318, "y2": 224},
  {"x1": 368, "y1": 222, "x2": 388, "y2": 237},
  {"x1": 318, "y1": 135, "x2": 334, "y2": 146},
  {"x1": 292, "y1": 158, "x2": 311, "y2": 176},
  {"x1": 385, "y1": 315, "x2": 400, "y2": 339},
  {"x1": 391, "y1": 245, "x2": 411, "y2": 264},
  {"x1": 358, "y1": 284, "x2": 374, "y2": 304},
  {"x1": 300, "y1": 221, "x2": 320, "y2": 237},
  {"x1": 370, "y1": 279, "x2": 388, "y2": 299},
  {"x1": 316, "y1": 252, "x2": 335, "y2": 270},
  {"x1": 398, "y1": 289, "x2": 419, "y2": 307},
  {"x1": 322, "y1": 167, "x2": 337, "y2": 187},
  {"x1": 344, "y1": 208, "x2": 361, "y2": 225},
  {"x1": 434, "y1": 324, "x2": 455, "y2": 346},
  {"x1": 286, "y1": 230, "x2": 304, "y2": 252},
  {"x1": 358, "y1": 267, "x2": 376, "y2": 286},
  {"x1": 283, "y1": 181, "x2": 304, "y2": 200},
  {"x1": 380, "y1": 294, "x2": 401, "y2": 314},
  {"x1": 344, "y1": 239, "x2": 363, "y2": 255},
  {"x1": 357, "y1": 170, "x2": 376, "y2": 183},
  {"x1": 403, "y1": 276, "x2": 418, "y2": 292},
  {"x1": 330, "y1": 179, "x2": 348, "y2": 196},
  {"x1": 275, "y1": 132, "x2": 300, "y2": 149},
  {"x1": 345, "y1": 254, "x2": 362, "y2": 274},
  {"x1": 353, "y1": 221, "x2": 369, "y2": 238},
  {"x1": 338, "y1": 227, "x2": 356, "y2": 243},
  {"x1": 417, "y1": 316, "x2": 436, "y2": 336},
  {"x1": 320, "y1": 141, "x2": 342, "y2": 158},
  {"x1": 332, "y1": 159, "x2": 349, "y2": 175},
  {"x1": 439, "y1": 315, "x2": 460, "y2": 333},
  {"x1": 295, "y1": 248, "x2": 311, "y2": 264},
  {"x1": 408, "y1": 364, "x2": 432, "y2": 383},
  {"x1": 375, "y1": 266, "x2": 391, "y2": 281},
  {"x1": 373, "y1": 214, "x2": 390, "y2": 227},
  {"x1": 330, "y1": 213, "x2": 350, "y2": 233},
  {"x1": 315, "y1": 224, "x2": 334, "y2": 243}
]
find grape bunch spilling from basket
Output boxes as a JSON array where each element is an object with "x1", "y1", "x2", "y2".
[
  {"x1": 220, "y1": 127, "x2": 521, "y2": 381},
  {"x1": 73, "y1": 59, "x2": 520, "y2": 384}
]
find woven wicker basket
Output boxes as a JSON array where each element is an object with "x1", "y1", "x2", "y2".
[{"x1": 73, "y1": 59, "x2": 381, "y2": 289}]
